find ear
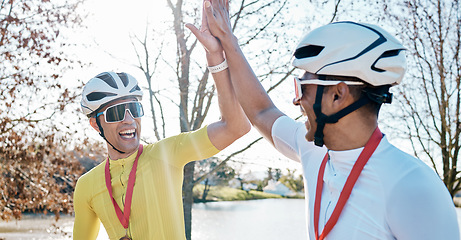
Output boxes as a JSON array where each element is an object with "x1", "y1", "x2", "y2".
[
  {"x1": 89, "y1": 117, "x2": 101, "y2": 133},
  {"x1": 325, "y1": 82, "x2": 353, "y2": 111}
]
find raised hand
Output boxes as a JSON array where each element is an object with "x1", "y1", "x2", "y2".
[
  {"x1": 185, "y1": 0, "x2": 223, "y2": 54},
  {"x1": 202, "y1": 0, "x2": 232, "y2": 41}
]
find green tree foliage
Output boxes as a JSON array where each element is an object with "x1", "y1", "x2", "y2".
[
  {"x1": 194, "y1": 157, "x2": 236, "y2": 201},
  {"x1": 195, "y1": 157, "x2": 236, "y2": 186},
  {"x1": 0, "y1": 0, "x2": 86, "y2": 221},
  {"x1": 279, "y1": 169, "x2": 304, "y2": 193},
  {"x1": 274, "y1": 168, "x2": 282, "y2": 181}
]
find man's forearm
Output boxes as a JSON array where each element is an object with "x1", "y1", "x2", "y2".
[
  {"x1": 219, "y1": 34, "x2": 283, "y2": 142},
  {"x1": 206, "y1": 51, "x2": 250, "y2": 150}
]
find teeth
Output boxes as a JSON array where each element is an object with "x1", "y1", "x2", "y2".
[{"x1": 120, "y1": 129, "x2": 135, "y2": 135}]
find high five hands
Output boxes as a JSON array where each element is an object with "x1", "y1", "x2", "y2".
[{"x1": 185, "y1": 0, "x2": 232, "y2": 54}]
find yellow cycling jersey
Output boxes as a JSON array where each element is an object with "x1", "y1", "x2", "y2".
[{"x1": 73, "y1": 126, "x2": 219, "y2": 240}]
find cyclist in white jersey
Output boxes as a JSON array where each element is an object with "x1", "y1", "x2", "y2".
[{"x1": 187, "y1": 1, "x2": 460, "y2": 239}]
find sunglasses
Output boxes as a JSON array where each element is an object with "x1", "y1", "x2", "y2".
[
  {"x1": 96, "y1": 101, "x2": 144, "y2": 123},
  {"x1": 293, "y1": 77, "x2": 364, "y2": 102}
]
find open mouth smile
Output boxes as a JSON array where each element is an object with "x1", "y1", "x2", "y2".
[{"x1": 119, "y1": 129, "x2": 136, "y2": 139}]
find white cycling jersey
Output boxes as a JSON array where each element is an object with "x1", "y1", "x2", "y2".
[{"x1": 271, "y1": 116, "x2": 459, "y2": 240}]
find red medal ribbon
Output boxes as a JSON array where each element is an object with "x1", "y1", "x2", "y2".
[
  {"x1": 314, "y1": 128, "x2": 382, "y2": 240},
  {"x1": 105, "y1": 144, "x2": 143, "y2": 230}
]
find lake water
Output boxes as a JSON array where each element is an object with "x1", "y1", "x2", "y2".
[
  {"x1": 192, "y1": 199, "x2": 307, "y2": 240},
  {"x1": 0, "y1": 199, "x2": 460, "y2": 239}
]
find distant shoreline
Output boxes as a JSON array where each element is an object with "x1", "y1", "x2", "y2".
[{"x1": 193, "y1": 184, "x2": 304, "y2": 203}]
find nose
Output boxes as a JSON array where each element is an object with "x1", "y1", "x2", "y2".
[{"x1": 121, "y1": 110, "x2": 135, "y2": 123}]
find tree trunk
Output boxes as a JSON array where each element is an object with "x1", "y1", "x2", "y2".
[
  {"x1": 201, "y1": 178, "x2": 210, "y2": 202},
  {"x1": 182, "y1": 162, "x2": 195, "y2": 240}
]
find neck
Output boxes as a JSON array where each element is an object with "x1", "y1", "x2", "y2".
[
  {"x1": 323, "y1": 115, "x2": 378, "y2": 151},
  {"x1": 107, "y1": 145, "x2": 138, "y2": 160}
]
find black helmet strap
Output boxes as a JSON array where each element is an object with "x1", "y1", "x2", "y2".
[
  {"x1": 313, "y1": 85, "x2": 370, "y2": 147},
  {"x1": 95, "y1": 116, "x2": 126, "y2": 154}
]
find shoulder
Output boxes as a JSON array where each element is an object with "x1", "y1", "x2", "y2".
[
  {"x1": 271, "y1": 116, "x2": 322, "y2": 162},
  {"x1": 149, "y1": 126, "x2": 210, "y2": 147},
  {"x1": 145, "y1": 127, "x2": 207, "y2": 152},
  {"x1": 272, "y1": 116, "x2": 305, "y2": 134},
  {"x1": 384, "y1": 158, "x2": 458, "y2": 238},
  {"x1": 75, "y1": 161, "x2": 105, "y2": 195},
  {"x1": 373, "y1": 137, "x2": 453, "y2": 207},
  {"x1": 367, "y1": 136, "x2": 452, "y2": 202},
  {"x1": 373, "y1": 138, "x2": 459, "y2": 238},
  {"x1": 371, "y1": 136, "x2": 436, "y2": 179},
  {"x1": 141, "y1": 126, "x2": 218, "y2": 165}
]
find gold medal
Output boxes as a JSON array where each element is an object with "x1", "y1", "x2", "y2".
[
  {"x1": 119, "y1": 227, "x2": 132, "y2": 239},
  {"x1": 119, "y1": 227, "x2": 132, "y2": 240}
]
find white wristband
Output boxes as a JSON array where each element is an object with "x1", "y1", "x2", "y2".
[{"x1": 207, "y1": 59, "x2": 228, "y2": 74}]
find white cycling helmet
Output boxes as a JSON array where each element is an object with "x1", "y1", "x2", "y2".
[
  {"x1": 292, "y1": 21, "x2": 406, "y2": 86},
  {"x1": 81, "y1": 72, "x2": 143, "y2": 117}
]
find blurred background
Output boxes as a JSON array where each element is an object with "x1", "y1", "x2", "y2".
[{"x1": 1, "y1": 0, "x2": 460, "y2": 239}]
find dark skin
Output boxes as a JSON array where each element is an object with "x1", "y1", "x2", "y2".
[{"x1": 292, "y1": 72, "x2": 378, "y2": 150}]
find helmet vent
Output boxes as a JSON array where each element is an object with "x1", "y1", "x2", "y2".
[
  {"x1": 96, "y1": 73, "x2": 118, "y2": 89},
  {"x1": 371, "y1": 50, "x2": 403, "y2": 73},
  {"x1": 86, "y1": 92, "x2": 117, "y2": 101},
  {"x1": 380, "y1": 49, "x2": 401, "y2": 58},
  {"x1": 129, "y1": 85, "x2": 141, "y2": 93},
  {"x1": 294, "y1": 45, "x2": 325, "y2": 59},
  {"x1": 117, "y1": 73, "x2": 129, "y2": 87}
]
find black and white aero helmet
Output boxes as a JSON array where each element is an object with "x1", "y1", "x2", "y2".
[
  {"x1": 292, "y1": 21, "x2": 406, "y2": 86},
  {"x1": 81, "y1": 72, "x2": 143, "y2": 117}
]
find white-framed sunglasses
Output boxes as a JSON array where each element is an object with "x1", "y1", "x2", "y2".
[
  {"x1": 96, "y1": 101, "x2": 144, "y2": 123},
  {"x1": 293, "y1": 77, "x2": 365, "y2": 102}
]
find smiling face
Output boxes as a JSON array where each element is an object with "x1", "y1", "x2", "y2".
[
  {"x1": 293, "y1": 71, "x2": 375, "y2": 149},
  {"x1": 90, "y1": 98, "x2": 141, "y2": 159},
  {"x1": 292, "y1": 71, "x2": 330, "y2": 144},
  {"x1": 294, "y1": 83, "x2": 318, "y2": 143}
]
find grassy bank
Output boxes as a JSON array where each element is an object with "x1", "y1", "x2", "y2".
[{"x1": 193, "y1": 184, "x2": 303, "y2": 202}]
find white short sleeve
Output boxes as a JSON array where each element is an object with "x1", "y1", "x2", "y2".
[
  {"x1": 271, "y1": 116, "x2": 309, "y2": 163},
  {"x1": 386, "y1": 167, "x2": 460, "y2": 239}
]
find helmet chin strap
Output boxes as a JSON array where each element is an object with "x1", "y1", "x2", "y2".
[
  {"x1": 313, "y1": 85, "x2": 370, "y2": 147},
  {"x1": 95, "y1": 116, "x2": 126, "y2": 154}
]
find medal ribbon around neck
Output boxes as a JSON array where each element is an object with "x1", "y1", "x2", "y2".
[
  {"x1": 314, "y1": 127, "x2": 383, "y2": 240},
  {"x1": 105, "y1": 144, "x2": 143, "y2": 232}
]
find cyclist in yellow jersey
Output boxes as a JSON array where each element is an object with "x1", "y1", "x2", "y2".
[{"x1": 72, "y1": 6, "x2": 251, "y2": 239}]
